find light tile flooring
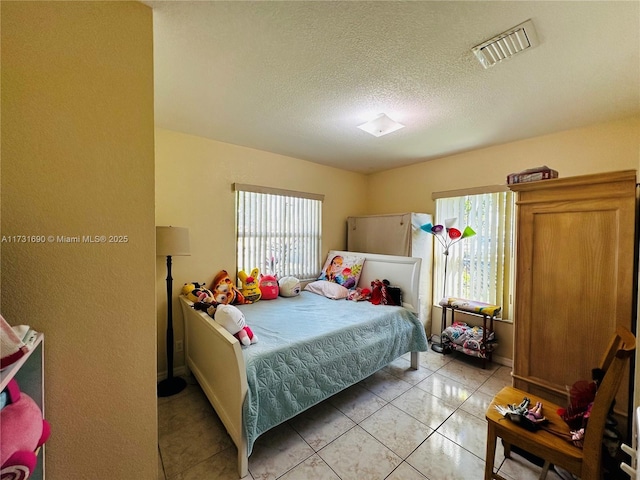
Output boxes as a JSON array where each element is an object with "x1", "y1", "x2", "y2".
[{"x1": 158, "y1": 349, "x2": 565, "y2": 480}]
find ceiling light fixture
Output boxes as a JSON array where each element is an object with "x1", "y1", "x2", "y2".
[
  {"x1": 357, "y1": 113, "x2": 405, "y2": 137},
  {"x1": 472, "y1": 19, "x2": 539, "y2": 69}
]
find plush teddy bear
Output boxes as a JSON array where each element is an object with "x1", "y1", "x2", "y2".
[
  {"x1": 259, "y1": 274, "x2": 279, "y2": 300},
  {"x1": 0, "y1": 379, "x2": 51, "y2": 479},
  {"x1": 238, "y1": 268, "x2": 262, "y2": 303},
  {"x1": 211, "y1": 304, "x2": 258, "y2": 346},
  {"x1": 209, "y1": 270, "x2": 250, "y2": 306}
]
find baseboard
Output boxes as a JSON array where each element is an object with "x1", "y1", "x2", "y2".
[
  {"x1": 157, "y1": 365, "x2": 188, "y2": 383},
  {"x1": 492, "y1": 354, "x2": 513, "y2": 368}
]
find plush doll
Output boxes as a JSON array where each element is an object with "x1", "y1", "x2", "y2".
[
  {"x1": 370, "y1": 279, "x2": 400, "y2": 306},
  {"x1": 279, "y1": 276, "x2": 301, "y2": 297},
  {"x1": 209, "y1": 270, "x2": 250, "y2": 306},
  {"x1": 238, "y1": 268, "x2": 262, "y2": 303},
  {"x1": 181, "y1": 282, "x2": 214, "y2": 304},
  {"x1": 259, "y1": 274, "x2": 279, "y2": 300},
  {"x1": 347, "y1": 287, "x2": 371, "y2": 302},
  {"x1": 181, "y1": 282, "x2": 200, "y2": 301},
  {"x1": 212, "y1": 304, "x2": 258, "y2": 346},
  {"x1": 0, "y1": 379, "x2": 51, "y2": 479}
]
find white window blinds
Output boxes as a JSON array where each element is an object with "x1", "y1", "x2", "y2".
[
  {"x1": 235, "y1": 184, "x2": 323, "y2": 280},
  {"x1": 434, "y1": 188, "x2": 515, "y2": 319}
]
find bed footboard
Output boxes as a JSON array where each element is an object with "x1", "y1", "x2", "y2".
[{"x1": 179, "y1": 296, "x2": 250, "y2": 478}]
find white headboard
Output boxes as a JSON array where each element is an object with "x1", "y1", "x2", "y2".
[{"x1": 327, "y1": 250, "x2": 422, "y2": 314}]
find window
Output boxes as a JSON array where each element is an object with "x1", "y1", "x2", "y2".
[
  {"x1": 235, "y1": 184, "x2": 323, "y2": 281},
  {"x1": 433, "y1": 187, "x2": 515, "y2": 319}
]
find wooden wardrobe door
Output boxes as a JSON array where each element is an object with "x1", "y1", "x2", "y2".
[{"x1": 510, "y1": 170, "x2": 636, "y2": 416}]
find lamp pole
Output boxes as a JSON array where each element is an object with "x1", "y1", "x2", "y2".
[
  {"x1": 156, "y1": 226, "x2": 190, "y2": 398},
  {"x1": 431, "y1": 249, "x2": 449, "y2": 354},
  {"x1": 420, "y1": 220, "x2": 475, "y2": 355},
  {"x1": 157, "y1": 254, "x2": 187, "y2": 397}
]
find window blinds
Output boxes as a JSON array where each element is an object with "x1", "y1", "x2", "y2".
[
  {"x1": 434, "y1": 189, "x2": 514, "y2": 318},
  {"x1": 235, "y1": 184, "x2": 323, "y2": 280}
]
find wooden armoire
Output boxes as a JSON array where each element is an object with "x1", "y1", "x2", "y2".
[{"x1": 509, "y1": 170, "x2": 636, "y2": 419}]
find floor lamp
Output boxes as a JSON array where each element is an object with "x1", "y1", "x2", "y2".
[
  {"x1": 157, "y1": 226, "x2": 191, "y2": 397},
  {"x1": 420, "y1": 219, "x2": 475, "y2": 353}
]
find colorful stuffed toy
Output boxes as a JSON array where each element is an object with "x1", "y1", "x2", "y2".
[
  {"x1": 212, "y1": 304, "x2": 258, "y2": 346},
  {"x1": 259, "y1": 274, "x2": 279, "y2": 300},
  {"x1": 347, "y1": 287, "x2": 371, "y2": 302},
  {"x1": 208, "y1": 270, "x2": 250, "y2": 306},
  {"x1": 0, "y1": 379, "x2": 51, "y2": 479},
  {"x1": 370, "y1": 279, "x2": 399, "y2": 306},
  {"x1": 181, "y1": 282, "x2": 214, "y2": 304},
  {"x1": 238, "y1": 268, "x2": 262, "y2": 303},
  {"x1": 279, "y1": 276, "x2": 301, "y2": 297}
]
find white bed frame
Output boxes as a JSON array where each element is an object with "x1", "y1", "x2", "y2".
[{"x1": 179, "y1": 250, "x2": 423, "y2": 478}]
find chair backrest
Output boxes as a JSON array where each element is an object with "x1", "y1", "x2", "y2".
[{"x1": 582, "y1": 325, "x2": 636, "y2": 478}]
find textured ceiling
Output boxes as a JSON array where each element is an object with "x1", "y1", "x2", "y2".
[{"x1": 149, "y1": 1, "x2": 640, "y2": 174}]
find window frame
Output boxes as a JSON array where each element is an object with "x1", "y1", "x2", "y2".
[
  {"x1": 432, "y1": 185, "x2": 515, "y2": 321},
  {"x1": 234, "y1": 183, "x2": 324, "y2": 282}
]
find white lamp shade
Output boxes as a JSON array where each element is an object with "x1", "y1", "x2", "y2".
[{"x1": 156, "y1": 226, "x2": 191, "y2": 256}]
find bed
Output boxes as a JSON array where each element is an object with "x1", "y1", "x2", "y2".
[{"x1": 178, "y1": 250, "x2": 428, "y2": 478}]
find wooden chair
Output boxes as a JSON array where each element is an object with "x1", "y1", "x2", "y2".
[{"x1": 485, "y1": 325, "x2": 636, "y2": 480}]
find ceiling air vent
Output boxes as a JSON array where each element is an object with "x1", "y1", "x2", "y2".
[{"x1": 472, "y1": 19, "x2": 539, "y2": 69}]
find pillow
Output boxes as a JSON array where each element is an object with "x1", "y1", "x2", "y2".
[
  {"x1": 317, "y1": 253, "x2": 365, "y2": 289},
  {"x1": 304, "y1": 280, "x2": 349, "y2": 300}
]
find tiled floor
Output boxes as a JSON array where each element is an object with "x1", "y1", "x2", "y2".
[{"x1": 158, "y1": 349, "x2": 566, "y2": 480}]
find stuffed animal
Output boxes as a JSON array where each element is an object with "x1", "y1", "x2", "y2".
[
  {"x1": 279, "y1": 276, "x2": 301, "y2": 297},
  {"x1": 208, "y1": 270, "x2": 250, "y2": 306},
  {"x1": 181, "y1": 282, "x2": 214, "y2": 304},
  {"x1": 212, "y1": 304, "x2": 258, "y2": 346},
  {"x1": 259, "y1": 274, "x2": 279, "y2": 300},
  {"x1": 370, "y1": 279, "x2": 399, "y2": 306},
  {"x1": 192, "y1": 301, "x2": 211, "y2": 312},
  {"x1": 347, "y1": 287, "x2": 371, "y2": 302},
  {"x1": 238, "y1": 268, "x2": 262, "y2": 303},
  {"x1": 0, "y1": 379, "x2": 51, "y2": 479},
  {"x1": 181, "y1": 282, "x2": 200, "y2": 301}
]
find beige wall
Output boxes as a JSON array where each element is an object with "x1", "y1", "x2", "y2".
[
  {"x1": 368, "y1": 116, "x2": 639, "y2": 215},
  {"x1": 1, "y1": 2, "x2": 157, "y2": 478},
  {"x1": 367, "y1": 116, "x2": 640, "y2": 361},
  {"x1": 3, "y1": 1, "x2": 637, "y2": 475},
  {"x1": 155, "y1": 128, "x2": 368, "y2": 373},
  {"x1": 156, "y1": 118, "x2": 640, "y2": 372}
]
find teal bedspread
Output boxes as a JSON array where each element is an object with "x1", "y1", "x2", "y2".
[{"x1": 236, "y1": 291, "x2": 428, "y2": 455}]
